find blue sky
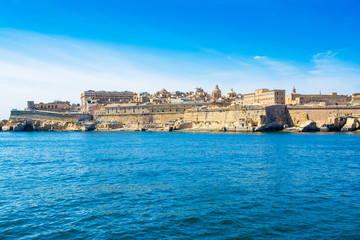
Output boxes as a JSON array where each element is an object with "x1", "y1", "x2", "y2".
[{"x1": 0, "y1": 0, "x2": 360, "y2": 118}]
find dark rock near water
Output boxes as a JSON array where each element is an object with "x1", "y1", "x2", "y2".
[
  {"x1": 319, "y1": 124, "x2": 329, "y2": 132},
  {"x1": 300, "y1": 121, "x2": 319, "y2": 132},
  {"x1": 255, "y1": 122, "x2": 283, "y2": 132}
]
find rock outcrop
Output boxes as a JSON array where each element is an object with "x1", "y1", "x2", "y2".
[
  {"x1": 255, "y1": 122, "x2": 283, "y2": 132},
  {"x1": 341, "y1": 118, "x2": 360, "y2": 132},
  {"x1": 300, "y1": 121, "x2": 319, "y2": 132},
  {"x1": 319, "y1": 124, "x2": 330, "y2": 132},
  {"x1": 0, "y1": 120, "x2": 8, "y2": 131},
  {"x1": 0, "y1": 120, "x2": 98, "y2": 132},
  {"x1": 173, "y1": 120, "x2": 193, "y2": 130},
  {"x1": 283, "y1": 126, "x2": 302, "y2": 132}
]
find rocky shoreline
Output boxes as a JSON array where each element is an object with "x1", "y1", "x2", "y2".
[{"x1": 1, "y1": 117, "x2": 359, "y2": 133}]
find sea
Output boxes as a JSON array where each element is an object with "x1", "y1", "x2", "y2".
[{"x1": 0, "y1": 132, "x2": 359, "y2": 239}]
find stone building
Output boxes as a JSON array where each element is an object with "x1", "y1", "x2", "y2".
[
  {"x1": 186, "y1": 87, "x2": 210, "y2": 102},
  {"x1": 154, "y1": 89, "x2": 171, "y2": 99},
  {"x1": 133, "y1": 92, "x2": 150, "y2": 103},
  {"x1": 170, "y1": 91, "x2": 185, "y2": 99},
  {"x1": 286, "y1": 90, "x2": 350, "y2": 106},
  {"x1": 211, "y1": 84, "x2": 222, "y2": 100},
  {"x1": 103, "y1": 102, "x2": 210, "y2": 116},
  {"x1": 81, "y1": 90, "x2": 134, "y2": 112},
  {"x1": 243, "y1": 89, "x2": 285, "y2": 105},
  {"x1": 27, "y1": 100, "x2": 72, "y2": 112},
  {"x1": 226, "y1": 88, "x2": 237, "y2": 99},
  {"x1": 351, "y1": 93, "x2": 360, "y2": 106}
]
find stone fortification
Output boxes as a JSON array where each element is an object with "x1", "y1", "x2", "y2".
[
  {"x1": 184, "y1": 105, "x2": 287, "y2": 125},
  {"x1": 182, "y1": 104, "x2": 288, "y2": 131},
  {"x1": 282, "y1": 106, "x2": 360, "y2": 132},
  {"x1": 97, "y1": 104, "x2": 289, "y2": 131},
  {"x1": 10, "y1": 110, "x2": 92, "y2": 122},
  {"x1": 287, "y1": 106, "x2": 360, "y2": 126},
  {"x1": 4, "y1": 105, "x2": 360, "y2": 133},
  {"x1": 96, "y1": 112, "x2": 185, "y2": 126}
]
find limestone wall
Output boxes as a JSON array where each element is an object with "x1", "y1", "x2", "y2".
[
  {"x1": 184, "y1": 105, "x2": 287, "y2": 125},
  {"x1": 184, "y1": 105, "x2": 272, "y2": 126},
  {"x1": 9, "y1": 110, "x2": 90, "y2": 122},
  {"x1": 97, "y1": 105, "x2": 285, "y2": 128},
  {"x1": 151, "y1": 113, "x2": 185, "y2": 124},
  {"x1": 265, "y1": 105, "x2": 289, "y2": 125},
  {"x1": 96, "y1": 112, "x2": 184, "y2": 125},
  {"x1": 288, "y1": 106, "x2": 360, "y2": 126}
]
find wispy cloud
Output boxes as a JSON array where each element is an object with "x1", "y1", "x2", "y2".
[
  {"x1": 0, "y1": 29, "x2": 360, "y2": 119},
  {"x1": 253, "y1": 56, "x2": 266, "y2": 59}
]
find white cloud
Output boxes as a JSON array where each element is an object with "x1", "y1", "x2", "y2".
[{"x1": 0, "y1": 29, "x2": 360, "y2": 119}]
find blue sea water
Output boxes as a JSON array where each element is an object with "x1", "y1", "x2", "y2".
[{"x1": 0, "y1": 132, "x2": 359, "y2": 240}]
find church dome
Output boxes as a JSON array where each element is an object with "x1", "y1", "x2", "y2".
[
  {"x1": 227, "y1": 88, "x2": 236, "y2": 98},
  {"x1": 212, "y1": 84, "x2": 222, "y2": 100}
]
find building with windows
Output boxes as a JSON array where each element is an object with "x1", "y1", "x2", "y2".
[
  {"x1": 81, "y1": 90, "x2": 134, "y2": 112},
  {"x1": 27, "y1": 100, "x2": 74, "y2": 112},
  {"x1": 351, "y1": 93, "x2": 360, "y2": 106},
  {"x1": 102, "y1": 102, "x2": 211, "y2": 116},
  {"x1": 243, "y1": 89, "x2": 285, "y2": 105},
  {"x1": 286, "y1": 90, "x2": 350, "y2": 106}
]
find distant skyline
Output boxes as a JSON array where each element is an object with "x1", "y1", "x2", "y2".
[{"x1": 1, "y1": 0, "x2": 360, "y2": 119}]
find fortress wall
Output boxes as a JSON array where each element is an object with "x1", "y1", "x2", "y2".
[
  {"x1": 184, "y1": 110, "x2": 228, "y2": 122},
  {"x1": 288, "y1": 107, "x2": 360, "y2": 126},
  {"x1": 265, "y1": 105, "x2": 289, "y2": 125},
  {"x1": 96, "y1": 113, "x2": 184, "y2": 125},
  {"x1": 96, "y1": 114, "x2": 151, "y2": 124},
  {"x1": 9, "y1": 110, "x2": 85, "y2": 122},
  {"x1": 151, "y1": 113, "x2": 184, "y2": 124},
  {"x1": 184, "y1": 105, "x2": 269, "y2": 124},
  {"x1": 98, "y1": 104, "x2": 290, "y2": 127}
]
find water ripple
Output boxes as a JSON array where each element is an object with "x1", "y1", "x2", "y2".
[{"x1": 0, "y1": 132, "x2": 359, "y2": 239}]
